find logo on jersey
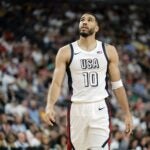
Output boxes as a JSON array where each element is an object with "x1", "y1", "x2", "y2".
[
  {"x1": 80, "y1": 58, "x2": 99, "y2": 69},
  {"x1": 97, "y1": 51, "x2": 102, "y2": 54},
  {"x1": 98, "y1": 107, "x2": 104, "y2": 111},
  {"x1": 74, "y1": 52, "x2": 81, "y2": 55}
]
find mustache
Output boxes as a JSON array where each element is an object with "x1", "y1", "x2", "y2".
[{"x1": 81, "y1": 26, "x2": 89, "y2": 29}]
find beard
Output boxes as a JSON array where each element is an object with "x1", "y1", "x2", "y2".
[{"x1": 79, "y1": 28, "x2": 95, "y2": 38}]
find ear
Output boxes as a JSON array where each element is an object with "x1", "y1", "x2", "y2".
[{"x1": 95, "y1": 25, "x2": 99, "y2": 33}]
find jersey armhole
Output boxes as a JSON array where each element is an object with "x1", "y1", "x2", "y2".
[
  {"x1": 102, "y1": 43, "x2": 111, "y2": 97},
  {"x1": 102, "y1": 42, "x2": 109, "y2": 63},
  {"x1": 67, "y1": 43, "x2": 74, "y2": 67}
]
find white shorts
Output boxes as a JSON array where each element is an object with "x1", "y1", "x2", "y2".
[{"x1": 67, "y1": 99, "x2": 111, "y2": 150}]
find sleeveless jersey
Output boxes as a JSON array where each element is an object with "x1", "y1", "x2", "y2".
[{"x1": 67, "y1": 40, "x2": 109, "y2": 103}]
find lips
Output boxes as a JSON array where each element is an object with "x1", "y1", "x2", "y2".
[{"x1": 81, "y1": 26, "x2": 88, "y2": 30}]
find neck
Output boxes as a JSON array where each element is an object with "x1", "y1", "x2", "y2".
[{"x1": 78, "y1": 36, "x2": 97, "y2": 51}]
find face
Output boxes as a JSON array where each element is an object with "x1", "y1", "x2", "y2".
[{"x1": 79, "y1": 13, "x2": 99, "y2": 38}]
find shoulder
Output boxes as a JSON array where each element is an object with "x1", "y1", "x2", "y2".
[
  {"x1": 56, "y1": 44, "x2": 72, "y2": 63},
  {"x1": 104, "y1": 43, "x2": 119, "y2": 62},
  {"x1": 58, "y1": 44, "x2": 71, "y2": 53},
  {"x1": 104, "y1": 43, "x2": 116, "y2": 52}
]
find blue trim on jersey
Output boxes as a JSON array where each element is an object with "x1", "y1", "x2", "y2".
[
  {"x1": 66, "y1": 68, "x2": 73, "y2": 94},
  {"x1": 102, "y1": 42, "x2": 109, "y2": 62},
  {"x1": 102, "y1": 42, "x2": 110, "y2": 97},
  {"x1": 68, "y1": 44, "x2": 74, "y2": 66},
  {"x1": 66, "y1": 44, "x2": 74, "y2": 94}
]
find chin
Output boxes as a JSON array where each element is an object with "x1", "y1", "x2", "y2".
[{"x1": 80, "y1": 32, "x2": 89, "y2": 38}]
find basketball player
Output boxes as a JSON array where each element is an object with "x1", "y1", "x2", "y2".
[{"x1": 45, "y1": 13, "x2": 133, "y2": 150}]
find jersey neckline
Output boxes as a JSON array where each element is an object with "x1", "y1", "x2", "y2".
[{"x1": 75, "y1": 40, "x2": 100, "y2": 54}]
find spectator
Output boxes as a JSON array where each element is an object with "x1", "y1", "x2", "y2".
[
  {"x1": 0, "y1": 1, "x2": 149, "y2": 149},
  {"x1": 14, "y1": 132, "x2": 29, "y2": 148}
]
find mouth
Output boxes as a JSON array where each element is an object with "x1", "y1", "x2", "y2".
[{"x1": 81, "y1": 26, "x2": 88, "y2": 30}]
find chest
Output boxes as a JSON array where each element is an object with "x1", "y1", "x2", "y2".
[{"x1": 70, "y1": 52, "x2": 108, "y2": 71}]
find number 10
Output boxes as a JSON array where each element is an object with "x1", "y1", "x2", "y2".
[{"x1": 82, "y1": 72, "x2": 98, "y2": 87}]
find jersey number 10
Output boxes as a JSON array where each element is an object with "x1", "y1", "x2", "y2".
[{"x1": 82, "y1": 72, "x2": 98, "y2": 87}]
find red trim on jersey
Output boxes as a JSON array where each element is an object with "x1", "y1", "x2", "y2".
[
  {"x1": 67, "y1": 103, "x2": 75, "y2": 150},
  {"x1": 105, "y1": 98, "x2": 112, "y2": 150}
]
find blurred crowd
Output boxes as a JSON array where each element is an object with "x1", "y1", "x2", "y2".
[{"x1": 0, "y1": 0, "x2": 150, "y2": 150}]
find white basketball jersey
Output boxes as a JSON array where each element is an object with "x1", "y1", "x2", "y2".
[{"x1": 67, "y1": 40, "x2": 109, "y2": 103}]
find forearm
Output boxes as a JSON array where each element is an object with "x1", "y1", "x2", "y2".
[
  {"x1": 113, "y1": 87, "x2": 130, "y2": 114},
  {"x1": 46, "y1": 82, "x2": 61, "y2": 109}
]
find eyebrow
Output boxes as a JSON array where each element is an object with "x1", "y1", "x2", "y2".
[{"x1": 80, "y1": 16, "x2": 95, "y2": 21}]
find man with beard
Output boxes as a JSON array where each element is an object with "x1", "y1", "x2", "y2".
[{"x1": 45, "y1": 13, "x2": 133, "y2": 150}]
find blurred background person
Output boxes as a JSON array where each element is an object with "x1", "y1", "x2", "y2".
[{"x1": 0, "y1": 0, "x2": 149, "y2": 149}]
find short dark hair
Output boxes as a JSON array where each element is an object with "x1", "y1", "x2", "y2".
[{"x1": 81, "y1": 12, "x2": 100, "y2": 26}]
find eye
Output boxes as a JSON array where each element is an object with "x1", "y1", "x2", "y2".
[
  {"x1": 88, "y1": 17, "x2": 93, "y2": 22},
  {"x1": 80, "y1": 18, "x2": 84, "y2": 22}
]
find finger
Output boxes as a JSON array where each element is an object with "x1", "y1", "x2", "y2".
[
  {"x1": 125, "y1": 124, "x2": 132, "y2": 136},
  {"x1": 125, "y1": 124, "x2": 129, "y2": 132},
  {"x1": 49, "y1": 120, "x2": 54, "y2": 126},
  {"x1": 45, "y1": 115, "x2": 54, "y2": 126},
  {"x1": 47, "y1": 118, "x2": 54, "y2": 126},
  {"x1": 45, "y1": 112, "x2": 55, "y2": 122},
  {"x1": 126, "y1": 130, "x2": 132, "y2": 136},
  {"x1": 51, "y1": 115, "x2": 55, "y2": 122}
]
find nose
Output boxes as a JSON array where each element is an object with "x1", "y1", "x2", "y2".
[
  {"x1": 82, "y1": 18, "x2": 88, "y2": 24},
  {"x1": 83, "y1": 22, "x2": 87, "y2": 25},
  {"x1": 83, "y1": 20, "x2": 87, "y2": 26}
]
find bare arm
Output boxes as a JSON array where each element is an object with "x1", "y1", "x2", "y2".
[
  {"x1": 46, "y1": 50, "x2": 66, "y2": 107},
  {"x1": 45, "y1": 46, "x2": 70, "y2": 125},
  {"x1": 106, "y1": 44, "x2": 133, "y2": 136}
]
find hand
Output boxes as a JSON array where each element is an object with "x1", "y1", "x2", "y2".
[
  {"x1": 124, "y1": 113, "x2": 133, "y2": 136},
  {"x1": 45, "y1": 106, "x2": 56, "y2": 126}
]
